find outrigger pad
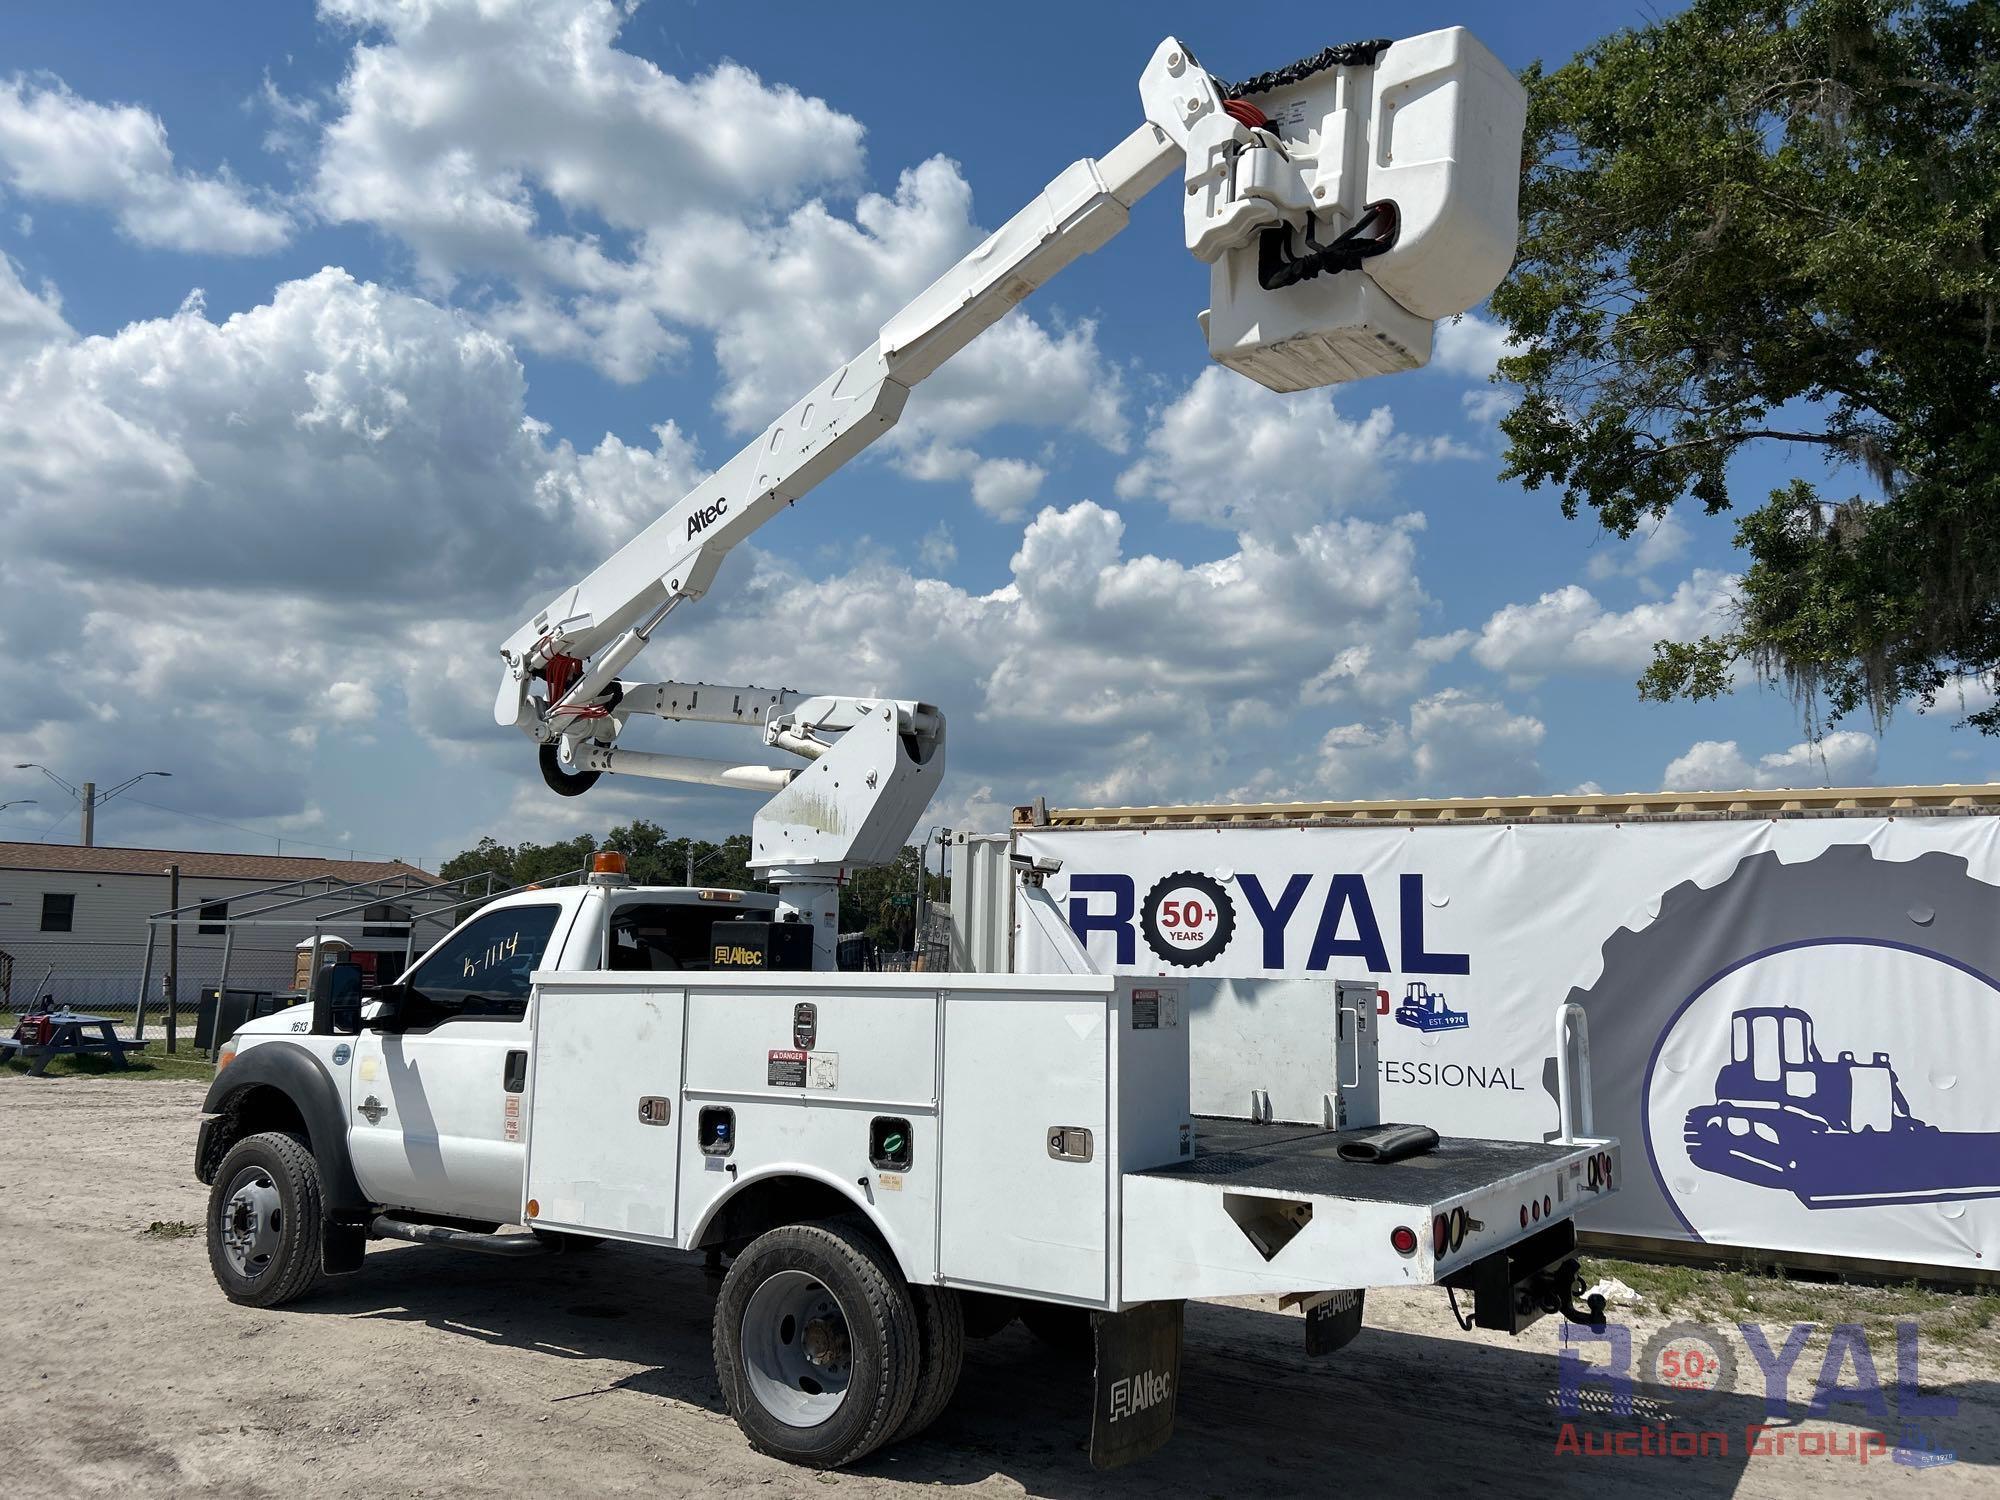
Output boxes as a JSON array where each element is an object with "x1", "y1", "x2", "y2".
[
  {"x1": 1088, "y1": 1299, "x2": 1185, "y2": 1471},
  {"x1": 1335, "y1": 1123, "x2": 1440, "y2": 1164}
]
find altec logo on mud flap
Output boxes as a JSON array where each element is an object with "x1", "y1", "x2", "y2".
[
  {"x1": 1108, "y1": 1368, "x2": 1173, "y2": 1423},
  {"x1": 686, "y1": 497, "x2": 728, "y2": 539},
  {"x1": 1067, "y1": 870, "x2": 1469, "y2": 976}
]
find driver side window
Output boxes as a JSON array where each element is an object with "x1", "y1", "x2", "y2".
[{"x1": 399, "y1": 904, "x2": 561, "y2": 1029}]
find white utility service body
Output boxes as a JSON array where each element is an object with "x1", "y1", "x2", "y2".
[{"x1": 523, "y1": 963, "x2": 1617, "y2": 1309}]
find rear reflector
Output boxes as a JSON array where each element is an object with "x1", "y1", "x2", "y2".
[{"x1": 1391, "y1": 1225, "x2": 1418, "y2": 1256}]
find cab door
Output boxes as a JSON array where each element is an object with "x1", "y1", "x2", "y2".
[{"x1": 348, "y1": 901, "x2": 570, "y2": 1223}]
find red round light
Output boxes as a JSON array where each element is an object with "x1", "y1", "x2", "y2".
[
  {"x1": 1432, "y1": 1213, "x2": 1449, "y2": 1256},
  {"x1": 1531, "y1": 1199, "x2": 1541, "y2": 1222},
  {"x1": 1520, "y1": 1204, "x2": 1529, "y2": 1229},
  {"x1": 1543, "y1": 1194, "x2": 1553, "y2": 1219},
  {"x1": 1391, "y1": 1225, "x2": 1418, "y2": 1256}
]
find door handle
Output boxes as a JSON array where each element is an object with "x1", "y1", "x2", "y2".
[{"x1": 504, "y1": 1049, "x2": 527, "y2": 1093}]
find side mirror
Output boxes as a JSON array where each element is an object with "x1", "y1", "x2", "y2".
[{"x1": 311, "y1": 961, "x2": 366, "y2": 1036}]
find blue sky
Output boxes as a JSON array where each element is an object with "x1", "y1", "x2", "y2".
[{"x1": 0, "y1": 1, "x2": 1991, "y2": 870}]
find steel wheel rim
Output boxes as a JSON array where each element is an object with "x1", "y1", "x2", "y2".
[
  {"x1": 220, "y1": 1166, "x2": 282, "y2": 1279},
  {"x1": 740, "y1": 1269, "x2": 853, "y2": 1426}
]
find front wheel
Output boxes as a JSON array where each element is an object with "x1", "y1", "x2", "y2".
[
  {"x1": 713, "y1": 1220, "x2": 919, "y2": 1468},
  {"x1": 206, "y1": 1131, "x2": 325, "y2": 1307}
]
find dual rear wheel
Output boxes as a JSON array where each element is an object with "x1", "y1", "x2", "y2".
[{"x1": 713, "y1": 1219, "x2": 965, "y2": 1468}]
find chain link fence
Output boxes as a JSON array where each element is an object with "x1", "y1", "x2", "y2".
[{"x1": 0, "y1": 936, "x2": 295, "y2": 1039}]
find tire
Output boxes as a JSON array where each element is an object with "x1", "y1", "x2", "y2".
[
  {"x1": 892, "y1": 1286, "x2": 965, "y2": 1442},
  {"x1": 1020, "y1": 1301, "x2": 1093, "y2": 1358},
  {"x1": 538, "y1": 742, "x2": 601, "y2": 797},
  {"x1": 206, "y1": 1131, "x2": 325, "y2": 1308},
  {"x1": 713, "y1": 1220, "x2": 919, "y2": 1468},
  {"x1": 959, "y1": 1291, "x2": 1019, "y2": 1340}
]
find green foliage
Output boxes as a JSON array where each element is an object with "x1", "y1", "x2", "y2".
[
  {"x1": 436, "y1": 823, "x2": 944, "y2": 948},
  {"x1": 1492, "y1": 0, "x2": 2000, "y2": 731}
]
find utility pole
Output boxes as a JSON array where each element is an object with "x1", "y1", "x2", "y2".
[
  {"x1": 80, "y1": 781, "x2": 95, "y2": 847},
  {"x1": 685, "y1": 844, "x2": 694, "y2": 886},
  {"x1": 165, "y1": 864, "x2": 179, "y2": 1055}
]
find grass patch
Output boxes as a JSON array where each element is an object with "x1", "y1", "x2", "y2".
[
  {"x1": 2, "y1": 1043, "x2": 215, "y2": 1082},
  {"x1": 141, "y1": 1220, "x2": 198, "y2": 1240},
  {"x1": 1585, "y1": 1255, "x2": 2000, "y2": 1351}
]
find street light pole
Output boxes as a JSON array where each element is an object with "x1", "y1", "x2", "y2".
[{"x1": 12, "y1": 765, "x2": 169, "y2": 846}]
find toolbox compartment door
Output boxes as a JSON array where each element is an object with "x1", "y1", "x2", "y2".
[
  {"x1": 938, "y1": 987, "x2": 1109, "y2": 1304},
  {"x1": 524, "y1": 982, "x2": 687, "y2": 1242}
]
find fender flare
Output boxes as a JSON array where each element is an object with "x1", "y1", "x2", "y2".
[
  {"x1": 688, "y1": 1164, "x2": 915, "y2": 1280},
  {"x1": 201, "y1": 1041, "x2": 367, "y2": 1217}
]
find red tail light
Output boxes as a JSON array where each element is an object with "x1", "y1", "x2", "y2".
[
  {"x1": 1390, "y1": 1225, "x2": 1418, "y2": 1256},
  {"x1": 1432, "y1": 1213, "x2": 1449, "y2": 1256}
]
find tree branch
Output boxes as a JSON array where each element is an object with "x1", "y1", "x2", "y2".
[{"x1": 1636, "y1": 428, "x2": 1850, "y2": 462}]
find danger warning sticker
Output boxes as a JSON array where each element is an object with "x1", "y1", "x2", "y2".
[{"x1": 767, "y1": 1049, "x2": 808, "y2": 1088}]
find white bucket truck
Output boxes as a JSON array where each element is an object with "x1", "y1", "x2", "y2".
[{"x1": 196, "y1": 28, "x2": 1616, "y2": 1471}]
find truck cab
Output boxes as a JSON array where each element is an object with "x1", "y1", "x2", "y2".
[{"x1": 207, "y1": 873, "x2": 800, "y2": 1226}]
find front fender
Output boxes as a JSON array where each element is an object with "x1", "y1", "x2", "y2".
[{"x1": 199, "y1": 1040, "x2": 366, "y2": 1216}]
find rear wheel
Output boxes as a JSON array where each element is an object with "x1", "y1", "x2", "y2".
[
  {"x1": 713, "y1": 1220, "x2": 919, "y2": 1467},
  {"x1": 893, "y1": 1286, "x2": 965, "y2": 1441},
  {"x1": 206, "y1": 1131, "x2": 324, "y2": 1308}
]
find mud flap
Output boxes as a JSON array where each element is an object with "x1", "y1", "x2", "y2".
[
  {"x1": 322, "y1": 1220, "x2": 368, "y2": 1276},
  {"x1": 1088, "y1": 1299, "x2": 1184, "y2": 1471},
  {"x1": 1294, "y1": 1288, "x2": 1365, "y2": 1356}
]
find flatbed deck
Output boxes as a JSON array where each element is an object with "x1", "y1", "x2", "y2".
[{"x1": 1137, "y1": 1116, "x2": 1586, "y2": 1204}]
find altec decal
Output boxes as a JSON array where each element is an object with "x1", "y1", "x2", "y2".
[
  {"x1": 1108, "y1": 1368, "x2": 1173, "y2": 1423},
  {"x1": 1069, "y1": 871, "x2": 1469, "y2": 976},
  {"x1": 687, "y1": 497, "x2": 728, "y2": 540}
]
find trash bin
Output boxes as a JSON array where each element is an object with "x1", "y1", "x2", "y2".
[{"x1": 194, "y1": 987, "x2": 278, "y2": 1052}]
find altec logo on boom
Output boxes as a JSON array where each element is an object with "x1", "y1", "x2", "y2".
[
  {"x1": 1068, "y1": 871, "x2": 1470, "y2": 975},
  {"x1": 686, "y1": 497, "x2": 728, "y2": 540}
]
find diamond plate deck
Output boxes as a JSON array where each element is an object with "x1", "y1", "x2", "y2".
[{"x1": 1135, "y1": 1116, "x2": 1578, "y2": 1204}]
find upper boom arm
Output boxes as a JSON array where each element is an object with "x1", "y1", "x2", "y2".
[{"x1": 495, "y1": 76, "x2": 1194, "y2": 732}]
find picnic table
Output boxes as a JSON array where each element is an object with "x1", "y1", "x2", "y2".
[{"x1": 2, "y1": 1011, "x2": 146, "y2": 1076}]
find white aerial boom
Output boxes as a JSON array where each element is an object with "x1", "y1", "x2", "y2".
[{"x1": 493, "y1": 30, "x2": 1526, "y2": 964}]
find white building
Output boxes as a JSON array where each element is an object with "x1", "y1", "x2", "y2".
[{"x1": 0, "y1": 841, "x2": 433, "y2": 1014}]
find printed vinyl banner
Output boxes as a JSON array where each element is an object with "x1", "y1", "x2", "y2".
[{"x1": 1013, "y1": 818, "x2": 2000, "y2": 1272}]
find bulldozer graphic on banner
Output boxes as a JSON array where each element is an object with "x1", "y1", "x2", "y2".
[
  {"x1": 1395, "y1": 980, "x2": 1469, "y2": 1034},
  {"x1": 1685, "y1": 1005, "x2": 2000, "y2": 1209}
]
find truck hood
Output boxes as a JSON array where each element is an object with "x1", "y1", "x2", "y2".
[{"x1": 231, "y1": 1001, "x2": 312, "y2": 1041}]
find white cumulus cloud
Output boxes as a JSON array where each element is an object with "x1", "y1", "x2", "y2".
[
  {"x1": 1661, "y1": 732, "x2": 1878, "y2": 792},
  {"x1": 0, "y1": 75, "x2": 291, "y2": 253},
  {"x1": 1472, "y1": 569, "x2": 1739, "y2": 681}
]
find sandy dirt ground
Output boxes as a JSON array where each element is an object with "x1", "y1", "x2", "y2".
[{"x1": 2, "y1": 1076, "x2": 1995, "y2": 1499}]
